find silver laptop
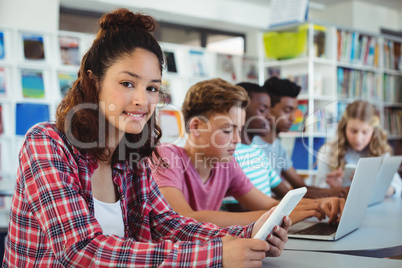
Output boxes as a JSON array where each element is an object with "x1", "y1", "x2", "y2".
[
  {"x1": 368, "y1": 155, "x2": 402, "y2": 206},
  {"x1": 288, "y1": 157, "x2": 383, "y2": 241}
]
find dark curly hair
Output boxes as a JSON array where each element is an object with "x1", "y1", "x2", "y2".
[
  {"x1": 263, "y1": 77, "x2": 301, "y2": 107},
  {"x1": 56, "y1": 8, "x2": 165, "y2": 172}
]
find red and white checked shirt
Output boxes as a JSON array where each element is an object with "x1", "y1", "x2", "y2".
[{"x1": 3, "y1": 123, "x2": 253, "y2": 267}]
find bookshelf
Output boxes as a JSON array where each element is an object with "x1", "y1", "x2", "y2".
[
  {"x1": 0, "y1": 26, "x2": 95, "y2": 224},
  {"x1": 0, "y1": 25, "x2": 262, "y2": 223},
  {"x1": 259, "y1": 22, "x2": 402, "y2": 182}
]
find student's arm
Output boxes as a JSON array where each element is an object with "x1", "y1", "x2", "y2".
[
  {"x1": 282, "y1": 167, "x2": 348, "y2": 198},
  {"x1": 271, "y1": 181, "x2": 290, "y2": 199},
  {"x1": 281, "y1": 167, "x2": 306, "y2": 188},
  {"x1": 159, "y1": 186, "x2": 268, "y2": 227},
  {"x1": 387, "y1": 173, "x2": 402, "y2": 197},
  {"x1": 237, "y1": 187, "x2": 328, "y2": 224}
]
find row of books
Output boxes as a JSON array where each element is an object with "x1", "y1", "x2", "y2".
[
  {"x1": 389, "y1": 140, "x2": 402, "y2": 156},
  {"x1": 384, "y1": 108, "x2": 402, "y2": 137},
  {"x1": 383, "y1": 39, "x2": 402, "y2": 71},
  {"x1": 337, "y1": 67, "x2": 381, "y2": 100},
  {"x1": 337, "y1": 30, "x2": 379, "y2": 67},
  {"x1": 383, "y1": 74, "x2": 402, "y2": 103},
  {"x1": 0, "y1": 30, "x2": 80, "y2": 65},
  {"x1": 0, "y1": 67, "x2": 77, "y2": 99}
]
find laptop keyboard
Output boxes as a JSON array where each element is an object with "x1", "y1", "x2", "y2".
[{"x1": 294, "y1": 222, "x2": 339, "y2": 236}]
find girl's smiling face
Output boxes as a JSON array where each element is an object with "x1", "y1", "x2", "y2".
[{"x1": 97, "y1": 48, "x2": 161, "y2": 144}]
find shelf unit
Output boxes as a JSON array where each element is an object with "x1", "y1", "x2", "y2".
[
  {"x1": 0, "y1": 26, "x2": 262, "y2": 196},
  {"x1": 259, "y1": 22, "x2": 402, "y2": 181}
]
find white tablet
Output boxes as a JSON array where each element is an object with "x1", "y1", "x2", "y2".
[{"x1": 253, "y1": 187, "x2": 307, "y2": 240}]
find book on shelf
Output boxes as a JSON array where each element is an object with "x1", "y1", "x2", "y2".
[
  {"x1": 289, "y1": 100, "x2": 308, "y2": 132},
  {"x1": 21, "y1": 69, "x2": 45, "y2": 99},
  {"x1": 388, "y1": 140, "x2": 402, "y2": 156},
  {"x1": 383, "y1": 74, "x2": 400, "y2": 103},
  {"x1": 22, "y1": 33, "x2": 45, "y2": 60},
  {"x1": 163, "y1": 51, "x2": 178, "y2": 73},
  {"x1": 384, "y1": 108, "x2": 402, "y2": 137},
  {"x1": 384, "y1": 40, "x2": 402, "y2": 71},
  {"x1": 313, "y1": 26, "x2": 326, "y2": 58},
  {"x1": 337, "y1": 67, "x2": 380, "y2": 100},
  {"x1": 59, "y1": 36, "x2": 80, "y2": 66},
  {"x1": 0, "y1": 31, "x2": 4, "y2": 60},
  {"x1": 290, "y1": 137, "x2": 325, "y2": 170},
  {"x1": 16, "y1": 103, "x2": 49, "y2": 136},
  {"x1": 242, "y1": 56, "x2": 259, "y2": 83},
  {"x1": 0, "y1": 67, "x2": 6, "y2": 96},
  {"x1": 57, "y1": 71, "x2": 77, "y2": 97},
  {"x1": 0, "y1": 105, "x2": 3, "y2": 135},
  {"x1": 189, "y1": 50, "x2": 208, "y2": 76},
  {"x1": 337, "y1": 102, "x2": 347, "y2": 121},
  {"x1": 216, "y1": 54, "x2": 237, "y2": 83},
  {"x1": 337, "y1": 30, "x2": 379, "y2": 67}
]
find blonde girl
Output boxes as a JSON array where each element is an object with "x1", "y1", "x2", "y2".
[{"x1": 315, "y1": 100, "x2": 401, "y2": 197}]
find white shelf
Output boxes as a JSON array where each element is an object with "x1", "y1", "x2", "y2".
[
  {"x1": 264, "y1": 57, "x2": 334, "y2": 67},
  {"x1": 336, "y1": 61, "x2": 381, "y2": 72},
  {"x1": 383, "y1": 68, "x2": 402, "y2": 75}
]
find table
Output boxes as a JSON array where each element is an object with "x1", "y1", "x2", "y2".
[
  {"x1": 285, "y1": 197, "x2": 402, "y2": 257},
  {"x1": 263, "y1": 250, "x2": 402, "y2": 268}
]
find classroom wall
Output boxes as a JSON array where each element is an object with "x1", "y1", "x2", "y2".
[
  {"x1": 310, "y1": 0, "x2": 402, "y2": 33},
  {"x1": 0, "y1": 0, "x2": 59, "y2": 31},
  {"x1": 1, "y1": 0, "x2": 401, "y2": 59}
]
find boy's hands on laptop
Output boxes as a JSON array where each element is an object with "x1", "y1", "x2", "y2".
[
  {"x1": 222, "y1": 208, "x2": 291, "y2": 267},
  {"x1": 289, "y1": 197, "x2": 345, "y2": 224},
  {"x1": 316, "y1": 197, "x2": 345, "y2": 223}
]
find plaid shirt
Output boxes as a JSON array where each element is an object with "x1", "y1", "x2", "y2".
[{"x1": 3, "y1": 123, "x2": 253, "y2": 267}]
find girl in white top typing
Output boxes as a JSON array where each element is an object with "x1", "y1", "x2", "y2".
[{"x1": 315, "y1": 100, "x2": 401, "y2": 198}]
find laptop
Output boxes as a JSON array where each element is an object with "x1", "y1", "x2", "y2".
[
  {"x1": 368, "y1": 155, "x2": 402, "y2": 206},
  {"x1": 288, "y1": 157, "x2": 383, "y2": 241}
]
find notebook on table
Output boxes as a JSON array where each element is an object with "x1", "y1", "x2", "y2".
[
  {"x1": 368, "y1": 155, "x2": 402, "y2": 206},
  {"x1": 288, "y1": 157, "x2": 383, "y2": 241}
]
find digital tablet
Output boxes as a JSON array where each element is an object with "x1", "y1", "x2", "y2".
[{"x1": 253, "y1": 187, "x2": 307, "y2": 240}]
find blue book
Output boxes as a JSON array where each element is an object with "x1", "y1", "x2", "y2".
[
  {"x1": 16, "y1": 103, "x2": 49, "y2": 136},
  {"x1": 291, "y1": 137, "x2": 325, "y2": 170},
  {"x1": 0, "y1": 31, "x2": 4, "y2": 60}
]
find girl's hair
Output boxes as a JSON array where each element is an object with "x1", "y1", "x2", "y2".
[
  {"x1": 328, "y1": 100, "x2": 391, "y2": 170},
  {"x1": 181, "y1": 78, "x2": 249, "y2": 131},
  {"x1": 56, "y1": 8, "x2": 164, "y2": 171}
]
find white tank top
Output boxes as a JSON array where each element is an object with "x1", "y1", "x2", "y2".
[{"x1": 93, "y1": 197, "x2": 125, "y2": 237}]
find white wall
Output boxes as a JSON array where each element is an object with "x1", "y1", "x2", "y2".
[
  {"x1": 310, "y1": 0, "x2": 402, "y2": 33},
  {"x1": 310, "y1": 2, "x2": 354, "y2": 28},
  {"x1": 352, "y1": 1, "x2": 400, "y2": 33},
  {"x1": 0, "y1": 0, "x2": 59, "y2": 31}
]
